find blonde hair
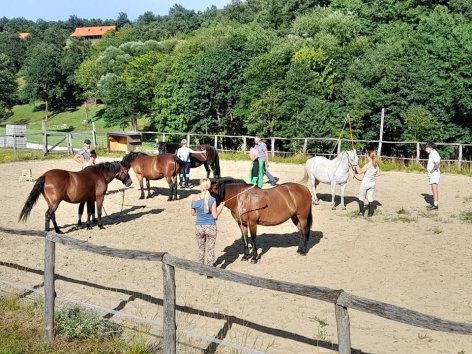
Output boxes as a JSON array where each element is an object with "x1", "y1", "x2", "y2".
[{"x1": 199, "y1": 178, "x2": 211, "y2": 213}]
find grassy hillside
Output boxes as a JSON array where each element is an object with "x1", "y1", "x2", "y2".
[{"x1": 1, "y1": 103, "x2": 150, "y2": 149}]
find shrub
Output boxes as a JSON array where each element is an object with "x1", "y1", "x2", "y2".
[{"x1": 56, "y1": 306, "x2": 122, "y2": 340}]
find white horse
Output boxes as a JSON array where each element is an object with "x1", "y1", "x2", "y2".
[{"x1": 302, "y1": 150, "x2": 358, "y2": 210}]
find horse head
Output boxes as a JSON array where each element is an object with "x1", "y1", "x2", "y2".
[
  {"x1": 116, "y1": 162, "x2": 133, "y2": 187},
  {"x1": 347, "y1": 150, "x2": 359, "y2": 172},
  {"x1": 210, "y1": 177, "x2": 246, "y2": 204}
]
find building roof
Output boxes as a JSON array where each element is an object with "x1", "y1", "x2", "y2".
[
  {"x1": 70, "y1": 25, "x2": 116, "y2": 38},
  {"x1": 19, "y1": 32, "x2": 30, "y2": 39}
]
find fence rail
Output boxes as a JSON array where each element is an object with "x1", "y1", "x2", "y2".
[
  {"x1": 0, "y1": 226, "x2": 471, "y2": 353},
  {"x1": 2, "y1": 125, "x2": 472, "y2": 165}
]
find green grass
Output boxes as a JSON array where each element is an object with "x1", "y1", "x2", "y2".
[
  {"x1": 460, "y1": 211, "x2": 472, "y2": 223},
  {"x1": 0, "y1": 295, "x2": 154, "y2": 354}
]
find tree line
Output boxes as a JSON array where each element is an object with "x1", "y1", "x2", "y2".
[{"x1": 0, "y1": 0, "x2": 471, "y2": 154}]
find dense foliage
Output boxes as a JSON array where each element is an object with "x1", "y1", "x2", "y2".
[{"x1": 0, "y1": 1, "x2": 471, "y2": 154}]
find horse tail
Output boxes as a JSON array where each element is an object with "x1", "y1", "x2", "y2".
[
  {"x1": 300, "y1": 169, "x2": 309, "y2": 185},
  {"x1": 19, "y1": 175, "x2": 45, "y2": 222},
  {"x1": 213, "y1": 147, "x2": 221, "y2": 178}
]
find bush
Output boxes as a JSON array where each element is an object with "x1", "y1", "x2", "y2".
[{"x1": 56, "y1": 306, "x2": 122, "y2": 340}]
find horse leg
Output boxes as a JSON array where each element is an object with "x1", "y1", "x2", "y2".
[
  {"x1": 46, "y1": 204, "x2": 62, "y2": 234},
  {"x1": 312, "y1": 179, "x2": 320, "y2": 205},
  {"x1": 78, "y1": 202, "x2": 85, "y2": 227},
  {"x1": 292, "y1": 215, "x2": 309, "y2": 255},
  {"x1": 291, "y1": 215, "x2": 304, "y2": 254},
  {"x1": 331, "y1": 181, "x2": 337, "y2": 210},
  {"x1": 96, "y1": 195, "x2": 105, "y2": 229},
  {"x1": 146, "y1": 179, "x2": 152, "y2": 199},
  {"x1": 204, "y1": 162, "x2": 210, "y2": 179},
  {"x1": 240, "y1": 224, "x2": 251, "y2": 261},
  {"x1": 86, "y1": 200, "x2": 94, "y2": 230},
  {"x1": 137, "y1": 175, "x2": 145, "y2": 199},
  {"x1": 340, "y1": 183, "x2": 347, "y2": 210},
  {"x1": 248, "y1": 224, "x2": 259, "y2": 263}
]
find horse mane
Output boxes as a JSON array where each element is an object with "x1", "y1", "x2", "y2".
[
  {"x1": 121, "y1": 152, "x2": 148, "y2": 168},
  {"x1": 90, "y1": 161, "x2": 121, "y2": 173},
  {"x1": 215, "y1": 177, "x2": 246, "y2": 200}
]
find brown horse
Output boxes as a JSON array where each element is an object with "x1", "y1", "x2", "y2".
[
  {"x1": 210, "y1": 178, "x2": 313, "y2": 263},
  {"x1": 121, "y1": 152, "x2": 179, "y2": 200},
  {"x1": 19, "y1": 162, "x2": 132, "y2": 233},
  {"x1": 157, "y1": 142, "x2": 221, "y2": 178}
]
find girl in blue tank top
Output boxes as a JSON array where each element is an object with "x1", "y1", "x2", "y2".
[{"x1": 191, "y1": 178, "x2": 225, "y2": 269}]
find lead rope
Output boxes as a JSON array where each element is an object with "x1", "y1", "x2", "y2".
[{"x1": 102, "y1": 189, "x2": 126, "y2": 220}]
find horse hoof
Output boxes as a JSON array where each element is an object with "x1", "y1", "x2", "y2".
[
  {"x1": 86, "y1": 226, "x2": 92, "y2": 230},
  {"x1": 299, "y1": 252, "x2": 307, "y2": 256},
  {"x1": 331, "y1": 206, "x2": 336, "y2": 210},
  {"x1": 55, "y1": 230, "x2": 63, "y2": 234},
  {"x1": 250, "y1": 258, "x2": 258, "y2": 264},
  {"x1": 139, "y1": 196, "x2": 144, "y2": 200},
  {"x1": 241, "y1": 256, "x2": 249, "y2": 261},
  {"x1": 77, "y1": 222, "x2": 82, "y2": 227},
  {"x1": 341, "y1": 206, "x2": 346, "y2": 210},
  {"x1": 99, "y1": 225, "x2": 105, "y2": 230},
  {"x1": 146, "y1": 195, "x2": 152, "y2": 199}
]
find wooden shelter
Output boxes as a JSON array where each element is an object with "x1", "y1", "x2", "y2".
[
  {"x1": 70, "y1": 26, "x2": 116, "y2": 41},
  {"x1": 107, "y1": 132, "x2": 141, "y2": 153}
]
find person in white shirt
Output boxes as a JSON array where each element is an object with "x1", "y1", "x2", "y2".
[
  {"x1": 177, "y1": 139, "x2": 206, "y2": 189},
  {"x1": 354, "y1": 150, "x2": 381, "y2": 217},
  {"x1": 425, "y1": 142, "x2": 441, "y2": 210}
]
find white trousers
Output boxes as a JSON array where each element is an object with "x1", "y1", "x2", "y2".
[{"x1": 359, "y1": 182, "x2": 375, "y2": 203}]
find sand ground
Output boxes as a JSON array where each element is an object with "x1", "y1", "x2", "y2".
[{"x1": 0, "y1": 157, "x2": 471, "y2": 353}]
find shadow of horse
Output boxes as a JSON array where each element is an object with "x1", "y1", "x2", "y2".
[
  {"x1": 147, "y1": 186, "x2": 200, "y2": 200},
  {"x1": 215, "y1": 230, "x2": 323, "y2": 269},
  {"x1": 62, "y1": 205, "x2": 164, "y2": 232},
  {"x1": 316, "y1": 193, "x2": 358, "y2": 208},
  {"x1": 421, "y1": 193, "x2": 433, "y2": 206}
]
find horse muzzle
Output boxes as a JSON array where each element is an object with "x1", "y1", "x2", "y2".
[{"x1": 124, "y1": 178, "x2": 133, "y2": 187}]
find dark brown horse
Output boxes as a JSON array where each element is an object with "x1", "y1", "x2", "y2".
[
  {"x1": 121, "y1": 152, "x2": 180, "y2": 200},
  {"x1": 157, "y1": 142, "x2": 221, "y2": 178},
  {"x1": 210, "y1": 178, "x2": 313, "y2": 263},
  {"x1": 19, "y1": 162, "x2": 132, "y2": 233}
]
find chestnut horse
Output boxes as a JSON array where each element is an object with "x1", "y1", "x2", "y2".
[
  {"x1": 121, "y1": 152, "x2": 179, "y2": 200},
  {"x1": 210, "y1": 178, "x2": 313, "y2": 262},
  {"x1": 157, "y1": 142, "x2": 221, "y2": 178},
  {"x1": 19, "y1": 162, "x2": 132, "y2": 233}
]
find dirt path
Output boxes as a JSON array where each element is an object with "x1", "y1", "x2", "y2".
[{"x1": 1, "y1": 158, "x2": 471, "y2": 353}]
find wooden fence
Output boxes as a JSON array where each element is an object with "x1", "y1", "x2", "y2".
[{"x1": 38, "y1": 231, "x2": 472, "y2": 354}]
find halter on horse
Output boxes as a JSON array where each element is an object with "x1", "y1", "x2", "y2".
[{"x1": 301, "y1": 150, "x2": 358, "y2": 210}]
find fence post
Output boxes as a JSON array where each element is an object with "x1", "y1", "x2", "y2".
[
  {"x1": 162, "y1": 133, "x2": 166, "y2": 142},
  {"x1": 44, "y1": 234, "x2": 56, "y2": 342},
  {"x1": 162, "y1": 258, "x2": 176, "y2": 354},
  {"x1": 243, "y1": 136, "x2": 247, "y2": 152},
  {"x1": 416, "y1": 142, "x2": 420, "y2": 164},
  {"x1": 271, "y1": 137, "x2": 275, "y2": 158},
  {"x1": 214, "y1": 135, "x2": 218, "y2": 149},
  {"x1": 67, "y1": 134, "x2": 72, "y2": 155},
  {"x1": 458, "y1": 144, "x2": 463, "y2": 166},
  {"x1": 13, "y1": 134, "x2": 17, "y2": 155},
  {"x1": 92, "y1": 123, "x2": 97, "y2": 148},
  {"x1": 337, "y1": 139, "x2": 342, "y2": 155},
  {"x1": 335, "y1": 303, "x2": 351, "y2": 354},
  {"x1": 187, "y1": 134, "x2": 190, "y2": 146},
  {"x1": 303, "y1": 138, "x2": 307, "y2": 154},
  {"x1": 378, "y1": 108, "x2": 385, "y2": 157},
  {"x1": 42, "y1": 120, "x2": 48, "y2": 155}
]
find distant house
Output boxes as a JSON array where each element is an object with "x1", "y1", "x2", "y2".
[
  {"x1": 19, "y1": 32, "x2": 30, "y2": 40},
  {"x1": 70, "y1": 25, "x2": 116, "y2": 41}
]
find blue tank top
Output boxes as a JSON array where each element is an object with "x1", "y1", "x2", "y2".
[{"x1": 191, "y1": 196, "x2": 216, "y2": 225}]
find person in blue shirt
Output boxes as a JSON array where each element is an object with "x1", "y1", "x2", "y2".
[{"x1": 191, "y1": 178, "x2": 225, "y2": 269}]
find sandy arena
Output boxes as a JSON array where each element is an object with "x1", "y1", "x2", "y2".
[{"x1": 0, "y1": 157, "x2": 471, "y2": 353}]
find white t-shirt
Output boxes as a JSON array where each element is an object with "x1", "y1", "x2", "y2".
[
  {"x1": 177, "y1": 146, "x2": 193, "y2": 162},
  {"x1": 427, "y1": 149, "x2": 441, "y2": 173}
]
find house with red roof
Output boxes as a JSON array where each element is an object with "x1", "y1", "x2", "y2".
[{"x1": 70, "y1": 25, "x2": 116, "y2": 41}]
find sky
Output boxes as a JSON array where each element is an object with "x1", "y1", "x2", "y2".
[{"x1": 0, "y1": 0, "x2": 234, "y2": 22}]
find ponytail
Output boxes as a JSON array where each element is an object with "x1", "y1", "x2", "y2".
[{"x1": 368, "y1": 150, "x2": 377, "y2": 168}]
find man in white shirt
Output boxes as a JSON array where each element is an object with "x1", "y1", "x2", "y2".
[
  {"x1": 177, "y1": 139, "x2": 206, "y2": 189},
  {"x1": 425, "y1": 142, "x2": 441, "y2": 210}
]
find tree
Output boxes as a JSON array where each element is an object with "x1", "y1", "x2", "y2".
[
  {"x1": 0, "y1": 54, "x2": 17, "y2": 120},
  {"x1": 23, "y1": 44, "x2": 64, "y2": 119},
  {"x1": 116, "y1": 12, "x2": 131, "y2": 29}
]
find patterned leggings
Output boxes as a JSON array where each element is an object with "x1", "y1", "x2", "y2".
[{"x1": 195, "y1": 225, "x2": 217, "y2": 266}]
